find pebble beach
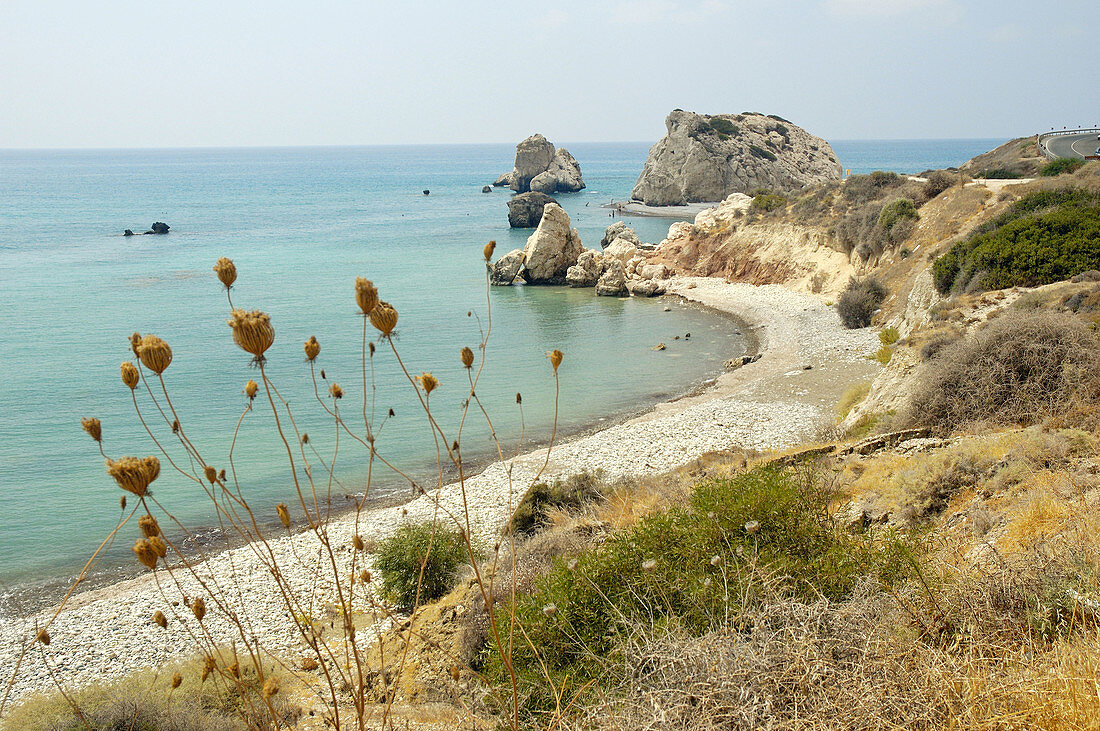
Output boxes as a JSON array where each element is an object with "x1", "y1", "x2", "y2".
[{"x1": 0, "y1": 276, "x2": 880, "y2": 706}]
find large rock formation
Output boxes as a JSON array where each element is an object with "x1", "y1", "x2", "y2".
[
  {"x1": 631, "y1": 110, "x2": 841, "y2": 205},
  {"x1": 490, "y1": 249, "x2": 526, "y2": 285},
  {"x1": 507, "y1": 191, "x2": 558, "y2": 229},
  {"x1": 521, "y1": 203, "x2": 584, "y2": 284},
  {"x1": 497, "y1": 134, "x2": 586, "y2": 194},
  {"x1": 566, "y1": 250, "x2": 610, "y2": 288}
]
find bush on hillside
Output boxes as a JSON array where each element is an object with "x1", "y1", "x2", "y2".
[
  {"x1": 1041, "y1": 157, "x2": 1085, "y2": 177},
  {"x1": 932, "y1": 189, "x2": 1100, "y2": 294},
  {"x1": 751, "y1": 192, "x2": 789, "y2": 212},
  {"x1": 906, "y1": 311, "x2": 1100, "y2": 431},
  {"x1": 508, "y1": 471, "x2": 605, "y2": 535},
  {"x1": 374, "y1": 522, "x2": 468, "y2": 610},
  {"x1": 975, "y1": 168, "x2": 1023, "y2": 180},
  {"x1": 836, "y1": 277, "x2": 888, "y2": 328},
  {"x1": 842, "y1": 171, "x2": 905, "y2": 205},
  {"x1": 707, "y1": 117, "x2": 739, "y2": 138},
  {"x1": 749, "y1": 145, "x2": 777, "y2": 162},
  {"x1": 921, "y1": 170, "x2": 957, "y2": 200},
  {"x1": 877, "y1": 198, "x2": 919, "y2": 231}
]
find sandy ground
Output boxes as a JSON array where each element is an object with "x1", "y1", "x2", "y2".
[{"x1": 0, "y1": 277, "x2": 880, "y2": 708}]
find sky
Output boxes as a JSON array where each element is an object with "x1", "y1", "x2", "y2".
[{"x1": 1, "y1": 0, "x2": 1097, "y2": 148}]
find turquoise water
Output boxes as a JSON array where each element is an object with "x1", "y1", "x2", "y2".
[{"x1": 0, "y1": 138, "x2": 1001, "y2": 612}]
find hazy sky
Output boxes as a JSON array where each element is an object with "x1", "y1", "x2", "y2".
[{"x1": 2, "y1": 0, "x2": 1097, "y2": 148}]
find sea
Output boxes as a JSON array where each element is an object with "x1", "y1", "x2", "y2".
[{"x1": 0, "y1": 137, "x2": 1003, "y2": 615}]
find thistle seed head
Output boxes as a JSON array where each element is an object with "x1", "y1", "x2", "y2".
[
  {"x1": 369, "y1": 302, "x2": 398, "y2": 335},
  {"x1": 81, "y1": 417, "x2": 102, "y2": 443},
  {"x1": 642, "y1": 558, "x2": 657, "y2": 572},
  {"x1": 191, "y1": 597, "x2": 206, "y2": 622},
  {"x1": 276, "y1": 503, "x2": 290, "y2": 529},
  {"x1": 417, "y1": 372, "x2": 438, "y2": 395},
  {"x1": 121, "y1": 361, "x2": 140, "y2": 390},
  {"x1": 483, "y1": 240, "x2": 496, "y2": 261},
  {"x1": 171, "y1": 672, "x2": 182, "y2": 689},
  {"x1": 204, "y1": 465, "x2": 217, "y2": 484},
  {"x1": 36, "y1": 628, "x2": 50, "y2": 645},
  {"x1": 218, "y1": 469, "x2": 226, "y2": 481},
  {"x1": 360, "y1": 570, "x2": 372, "y2": 583},
  {"x1": 460, "y1": 346, "x2": 474, "y2": 369},
  {"x1": 744, "y1": 520, "x2": 760, "y2": 535},
  {"x1": 355, "y1": 277, "x2": 379, "y2": 315},
  {"x1": 139, "y1": 514, "x2": 161, "y2": 538},
  {"x1": 153, "y1": 610, "x2": 168, "y2": 629},
  {"x1": 120, "y1": 495, "x2": 127, "y2": 511},
  {"x1": 301, "y1": 657, "x2": 319, "y2": 671},
  {"x1": 227, "y1": 309, "x2": 274, "y2": 359},
  {"x1": 301, "y1": 433, "x2": 309, "y2": 444},
  {"x1": 213, "y1": 257, "x2": 237, "y2": 289},
  {"x1": 148, "y1": 535, "x2": 168, "y2": 558},
  {"x1": 133, "y1": 539, "x2": 158, "y2": 570},
  {"x1": 304, "y1": 335, "x2": 320, "y2": 361},
  {"x1": 368, "y1": 341, "x2": 375, "y2": 356},
  {"x1": 107, "y1": 456, "x2": 161, "y2": 496},
  {"x1": 549, "y1": 349, "x2": 564, "y2": 373},
  {"x1": 245, "y1": 379, "x2": 259, "y2": 400},
  {"x1": 136, "y1": 335, "x2": 173, "y2": 375},
  {"x1": 542, "y1": 603, "x2": 557, "y2": 617},
  {"x1": 261, "y1": 676, "x2": 280, "y2": 699},
  {"x1": 353, "y1": 535, "x2": 365, "y2": 552},
  {"x1": 201, "y1": 656, "x2": 216, "y2": 682},
  {"x1": 329, "y1": 383, "x2": 343, "y2": 399},
  {"x1": 516, "y1": 392, "x2": 522, "y2": 404},
  {"x1": 710, "y1": 554, "x2": 722, "y2": 566}
]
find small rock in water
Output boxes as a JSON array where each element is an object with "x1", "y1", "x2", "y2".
[
  {"x1": 482, "y1": 185, "x2": 492, "y2": 193},
  {"x1": 652, "y1": 342, "x2": 667, "y2": 351},
  {"x1": 685, "y1": 333, "x2": 691, "y2": 339},
  {"x1": 423, "y1": 189, "x2": 430, "y2": 196},
  {"x1": 123, "y1": 229, "x2": 134, "y2": 236},
  {"x1": 673, "y1": 335, "x2": 680, "y2": 340},
  {"x1": 663, "y1": 306, "x2": 671, "y2": 311}
]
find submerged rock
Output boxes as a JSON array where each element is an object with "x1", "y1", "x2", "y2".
[
  {"x1": 631, "y1": 110, "x2": 841, "y2": 205},
  {"x1": 507, "y1": 191, "x2": 557, "y2": 229},
  {"x1": 522, "y1": 203, "x2": 584, "y2": 284}
]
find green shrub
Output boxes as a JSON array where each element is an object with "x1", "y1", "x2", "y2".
[
  {"x1": 875, "y1": 346, "x2": 894, "y2": 365},
  {"x1": 877, "y1": 198, "x2": 919, "y2": 231},
  {"x1": 922, "y1": 170, "x2": 956, "y2": 199},
  {"x1": 932, "y1": 189, "x2": 1100, "y2": 294},
  {"x1": 751, "y1": 192, "x2": 788, "y2": 212},
  {"x1": 374, "y1": 522, "x2": 468, "y2": 610},
  {"x1": 842, "y1": 171, "x2": 903, "y2": 204},
  {"x1": 1041, "y1": 157, "x2": 1085, "y2": 177},
  {"x1": 879, "y1": 327, "x2": 900, "y2": 345},
  {"x1": 749, "y1": 145, "x2": 777, "y2": 162},
  {"x1": 707, "y1": 117, "x2": 739, "y2": 137},
  {"x1": 975, "y1": 168, "x2": 1023, "y2": 179},
  {"x1": 836, "y1": 277, "x2": 888, "y2": 329},
  {"x1": 488, "y1": 464, "x2": 869, "y2": 714},
  {"x1": 508, "y1": 471, "x2": 605, "y2": 535}
]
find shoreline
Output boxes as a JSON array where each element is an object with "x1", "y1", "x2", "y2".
[
  {"x1": 604, "y1": 200, "x2": 717, "y2": 219},
  {"x1": 0, "y1": 277, "x2": 879, "y2": 705}
]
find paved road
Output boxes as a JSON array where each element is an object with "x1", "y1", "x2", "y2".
[{"x1": 1045, "y1": 131, "x2": 1100, "y2": 159}]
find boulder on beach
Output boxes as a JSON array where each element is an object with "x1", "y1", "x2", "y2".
[
  {"x1": 522, "y1": 203, "x2": 584, "y2": 284},
  {"x1": 631, "y1": 110, "x2": 841, "y2": 205},
  {"x1": 629, "y1": 279, "x2": 666, "y2": 297},
  {"x1": 496, "y1": 134, "x2": 586, "y2": 195},
  {"x1": 565, "y1": 249, "x2": 609, "y2": 288},
  {"x1": 490, "y1": 249, "x2": 526, "y2": 286},
  {"x1": 507, "y1": 191, "x2": 558, "y2": 229},
  {"x1": 595, "y1": 259, "x2": 628, "y2": 296}
]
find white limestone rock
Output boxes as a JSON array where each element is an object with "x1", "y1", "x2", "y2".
[{"x1": 522, "y1": 203, "x2": 584, "y2": 283}]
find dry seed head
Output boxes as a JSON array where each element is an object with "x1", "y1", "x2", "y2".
[
  {"x1": 218, "y1": 469, "x2": 226, "y2": 481},
  {"x1": 368, "y1": 341, "x2": 375, "y2": 356},
  {"x1": 171, "y1": 672, "x2": 182, "y2": 689},
  {"x1": 212, "y1": 257, "x2": 237, "y2": 288},
  {"x1": 262, "y1": 676, "x2": 280, "y2": 699},
  {"x1": 549, "y1": 349, "x2": 564, "y2": 373},
  {"x1": 710, "y1": 554, "x2": 722, "y2": 567},
  {"x1": 138, "y1": 515, "x2": 161, "y2": 539},
  {"x1": 171, "y1": 419, "x2": 180, "y2": 434},
  {"x1": 301, "y1": 433, "x2": 309, "y2": 444},
  {"x1": 417, "y1": 372, "x2": 438, "y2": 395},
  {"x1": 360, "y1": 570, "x2": 372, "y2": 583},
  {"x1": 449, "y1": 664, "x2": 461, "y2": 682},
  {"x1": 245, "y1": 379, "x2": 258, "y2": 400},
  {"x1": 228, "y1": 661, "x2": 240, "y2": 679},
  {"x1": 81, "y1": 417, "x2": 102, "y2": 443},
  {"x1": 304, "y1": 335, "x2": 320, "y2": 361},
  {"x1": 130, "y1": 332, "x2": 142, "y2": 357},
  {"x1": 107, "y1": 456, "x2": 161, "y2": 496},
  {"x1": 744, "y1": 520, "x2": 760, "y2": 535},
  {"x1": 542, "y1": 603, "x2": 557, "y2": 617},
  {"x1": 36, "y1": 628, "x2": 50, "y2": 645},
  {"x1": 355, "y1": 277, "x2": 379, "y2": 315},
  {"x1": 153, "y1": 610, "x2": 168, "y2": 629},
  {"x1": 148, "y1": 535, "x2": 168, "y2": 558},
  {"x1": 642, "y1": 558, "x2": 657, "y2": 572},
  {"x1": 460, "y1": 346, "x2": 474, "y2": 369},
  {"x1": 516, "y1": 392, "x2": 522, "y2": 404},
  {"x1": 227, "y1": 309, "x2": 275, "y2": 358},
  {"x1": 483, "y1": 240, "x2": 496, "y2": 261},
  {"x1": 301, "y1": 657, "x2": 319, "y2": 671},
  {"x1": 133, "y1": 539, "x2": 158, "y2": 570},
  {"x1": 369, "y1": 301, "x2": 398, "y2": 335},
  {"x1": 276, "y1": 503, "x2": 291, "y2": 528},
  {"x1": 201, "y1": 656, "x2": 216, "y2": 682},
  {"x1": 136, "y1": 335, "x2": 173, "y2": 375},
  {"x1": 204, "y1": 465, "x2": 217, "y2": 484},
  {"x1": 329, "y1": 383, "x2": 343, "y2": 399},
  {"x1": 353, "y1": 535, "x2": 365, "y2": 552},
  {"x1": 121, "y1": 361, "x2": 140, "y2": 390},
  {"x1": 120, "y1": 495, "x2": 127, "y2": 511},
  {"x1": 567, "y1": 558, "x2": 578, "y2": 571},
  {"x1": 191, "y1": 597, "x2": 206, "y2": 622}
]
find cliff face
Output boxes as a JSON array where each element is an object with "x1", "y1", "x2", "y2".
[{"x1": 631, "y1": 110, "x2": 841, "y2": 205}]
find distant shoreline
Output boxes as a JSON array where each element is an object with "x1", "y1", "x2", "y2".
[{"x1": 604, "y1": 200, "x2": 716, "y2": 219}]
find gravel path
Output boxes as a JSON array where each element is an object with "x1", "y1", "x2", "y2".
[{"x1": 0, "y1": 277, "x2": 879, "y2": 707}]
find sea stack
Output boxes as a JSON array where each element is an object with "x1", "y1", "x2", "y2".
[
  {"x1": 494, "y1": 134, "x2": 585, "y2": 194},
  {"x1": 631, "y1": 110, "x2": 841, "y2": 205}
]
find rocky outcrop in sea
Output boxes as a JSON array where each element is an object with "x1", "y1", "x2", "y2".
[
  {"x1": 494, "y1": 134, "x2": 585, "y2": 194},
  {"x1": 507, "y1": 191, "x2": 558, "y2": 228},
  {"x1": 631, "y1": 110, "x2": 841, "y2": 205}
]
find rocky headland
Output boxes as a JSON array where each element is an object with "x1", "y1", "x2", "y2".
[
  {"x1": 494, "y1": 134, "x2": 585, "y2": 194},
  {"x1": 631, "y1": 110, "x2": 841, "y2": 205}
]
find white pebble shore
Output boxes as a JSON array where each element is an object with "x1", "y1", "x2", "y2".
[{"x1": 0, "y1": 277, "x2": 880, "y2": 705}]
